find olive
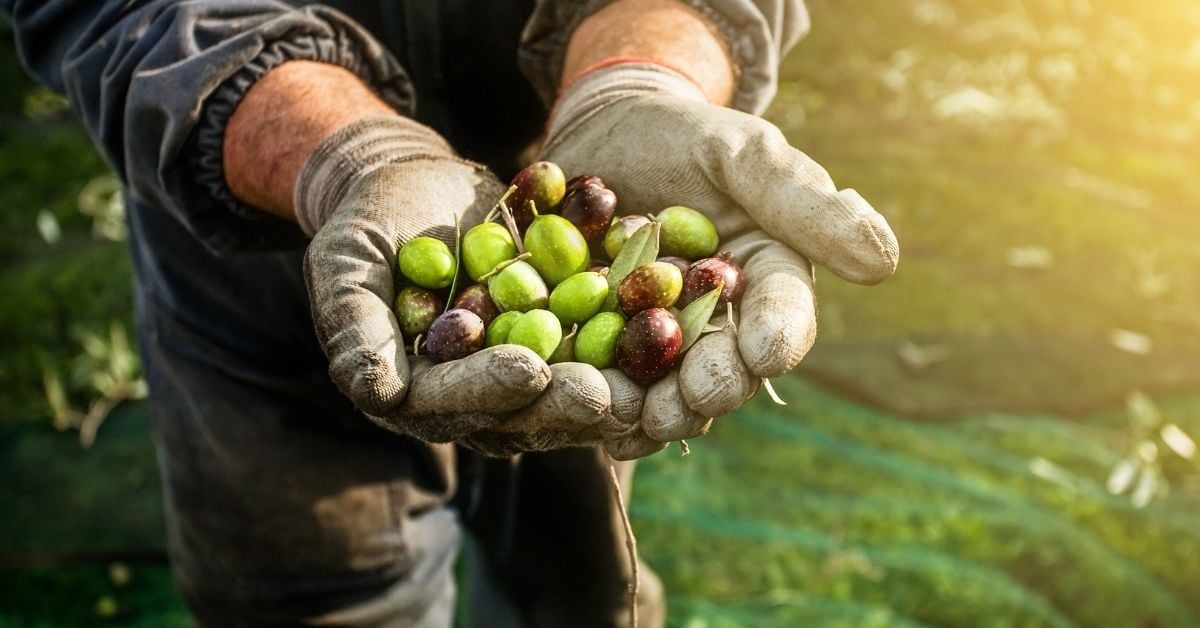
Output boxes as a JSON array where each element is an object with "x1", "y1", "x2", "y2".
[
  {"x1": 398, "y1": 236, "x2": 456, "y2": 289},
  {"x1": 488, "y1": 260, "x2": 549, "y2": 312},
  {"x1": 617, "y1": 261, "x2": 683, "y2": 316},
  {"x1": 524, "y1": 215, "x2": 591, "y2": 287},
  {"x1": 560, "y1": 185, "x2": 617, "y2": 244},
  {"x1": 575, "y1": 312, "x2": 626, "y2": 370},
  {"x1": 656, "y1": 206, "x2": 719, "y2": 261},
  {"x1": 566, "y1": 174, "x2": 607, "y2": 192},
  {"x1": 548, "y1": 271, "x2": 609, "y2": 326},
  {"x1": 506, "y1": 309, "x2": 563, "y2": 361},
  {"x1": 602, "y1": 215, "x2": 653, "y2": 261},
  {"x1": 657, "y1": 256, "x2": 692, "y2": 277},
  {"x1": 462, "y1": 222, "x2": 517, "y2": 281},
  {"x1": 426, "y1": 309, "x2": 485, "y2": 362},
  {"x1": 678, "y1": 253, "x2": 745, "y2": 308},
  {"x1": 508, "y1": 161, "x2": 566, "y2": 229},
  {"x1": 486, "y1": 311, "x2": 524, "y2": 347},
  {"x1": 617, "y1": 308, "x2": 682, "y2": 385},
  {"x1": 394, "y1": 287, "x2": 444, "y2": 340},
  {"x1": 453, "y1": 284, "x2": 500, "y2": 327}
]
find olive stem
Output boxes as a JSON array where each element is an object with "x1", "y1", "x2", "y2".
[
  {"x1": 605, "y1": 454, "x2": 639, "y2": 628},
  {"x1": 477, "y1": 251, "x2": 532, "y2": 283},
  {"x1": 497, "y1": 200, "x2": 526, "y2": 255},
  {"x1": 412, "y1": 334, "x2": 423, "y2": 357},
  {"x1": 485, "y1": 185, "x2": 518, "y2": 224},
  {"x1": 761, "y1": 378, "x2": 788, "y2": 406},
  {"x1": 679, "y1": 440, "x2": 691, "y2": 456}
]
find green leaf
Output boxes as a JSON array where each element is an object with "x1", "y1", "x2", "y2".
[
  {"x1": 677, "y1": 283, "x2": 723, "y2": 353},
  {"x1": 603, "y1": 222, "x2": 660, "y2": 311}
]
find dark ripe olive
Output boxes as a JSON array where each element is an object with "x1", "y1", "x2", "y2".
[
  {"x1": 617, "y1": 308, "x2": 682, "y2": 385},
  {"x1": 426, "y1": 309, "x2": 485, "y2": 362},
  {"x1": 566, "y1": 174, "x2": 607, "y2": 192},
  {"x1": 678, "y1": 253, "x2": 745, "y2": 308},
  {"x1": 657, "y1": 256, "x2": 692, "y2": 277},
  {"x1": 618, "y1": 261, "x2": 683, "y2": 316},
  {"x1": 394, "y1": 287, "x2": 444, "y2": 340},
  {"x1": 560, "y1": 185, "x2": 618, "y2": 244},
  {"x1": 453, "y1": 284, "x2": 500, "y2": 327},
  {"x1": 508, "y1": 161, "x2": 566, "y2": 229}
]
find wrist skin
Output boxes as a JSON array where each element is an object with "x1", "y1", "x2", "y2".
[
  {"x1": 561, "y1": 0, "x2": 736, "y2": 105},
  {"x1": 223, "y1": 61, "x2": 396, "y2": 221},
  {"x1": 222, "y1": 1, "x2": 735, "y2": 219}
]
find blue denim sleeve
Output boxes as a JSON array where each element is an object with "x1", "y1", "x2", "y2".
[
  {"x1": 519, "y1": 0, "x2": 809, "y2": 115},
  {"x1": 1, "y1": 0, "x2": 414, "y2": 254}
]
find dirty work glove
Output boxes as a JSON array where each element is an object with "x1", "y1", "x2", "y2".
[
  {"x1": 299, "y1": 116, "x2": 554, "y2": 444},
  {"x1": 540, "y1": 62, "x2": 900, "y2": 452}
]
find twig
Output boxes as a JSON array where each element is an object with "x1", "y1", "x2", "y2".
[{"x1": 606, "y1": 453, "x2": 639, "y2": 628}]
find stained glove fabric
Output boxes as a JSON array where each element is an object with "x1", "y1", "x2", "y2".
[{"x1": 540, "y1": 62, "x2": 900, "y2": 444}]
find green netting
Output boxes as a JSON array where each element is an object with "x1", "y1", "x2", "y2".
[{"x1": 631, "y1": 377, "x2": 1200, "y2": 627}]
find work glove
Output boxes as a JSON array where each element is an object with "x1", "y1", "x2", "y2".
[
  {"x1": 300, "y1": 116, "x2": 627, "y2": 454},
  {"x1": 539, "y1": 62, "x2": 901, "y2": 455}
]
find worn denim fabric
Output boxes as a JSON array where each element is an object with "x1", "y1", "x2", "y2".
[{"x1": 2, "y1": 0, "x2": 804, "y2": 624}]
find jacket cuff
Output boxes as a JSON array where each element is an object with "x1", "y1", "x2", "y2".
[
  {"x1": 191, "y1": 5, "x2": 415, "y2": 252},
  {"x1": 518, "y1": 0, "x2": 810, "y2": 116}
]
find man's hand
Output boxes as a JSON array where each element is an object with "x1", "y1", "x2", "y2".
[{"x1": 542, "y1": 1, "x2": 900, "y2": 452}]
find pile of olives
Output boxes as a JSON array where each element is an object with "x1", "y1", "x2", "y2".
[{"x1": 393, "y1": 161, "x2": 744, "y2": 385}]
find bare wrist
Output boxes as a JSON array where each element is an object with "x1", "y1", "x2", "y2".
[
  {"x1": 223, "y1": 61, "x2": 397, "y2": 220},
  {"x1": 562, "y1": 0, "x2": 735, "y2": 106}
]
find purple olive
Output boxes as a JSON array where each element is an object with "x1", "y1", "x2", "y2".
[
  {"x1": 560, "y1": 185, "x2": 618, "y2": 244},
  {"x1": 678, "y1": 253, "x2": 745, "y2": 308},
  {"x1": 657, "y1": 256, "x2": 692, "y2": 277},
  {"x1": 508, "y1": 161, "x2": 566, "y2": 229},
  {"x1": 426, "y1": 309, "x2": 485, "y2": 362},
  {"x1": 566, "y1": 174, "x2": 607, "y2": 192},
  {"x1": 453, "y1": 284, "x2": 500, "y2": 327},
  {"x1": 617, "y1": 308, "x2": 683, "y2": 385}
]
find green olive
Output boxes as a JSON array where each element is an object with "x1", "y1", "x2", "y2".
[
  {"x1": 506, "y1": 309, "x2": 562, "y2": 361},
  {"x1": 548, "y1": 271, "x2": 609, "y2": 326},
  {"x1": 463, "y1": 222, "x2": 517, "y2": 281},
  {"x1": 524, "y1": 215, "x2": 590, "y2": 287},
  {"x1": 656, "y1": 206, "x2": 719, "y2": 261},
  {"x1": 485, "y1": 311, "x2": 525, "y2": 347},
  {"x1": 603, "y1": 215, "x2": 653, "y2": 261},
  {"x1": 398, "y1": 236, "x2": 456, "y2": 289},
  {"x1": 487, "y1": 260, "x2": 549, "y2": 312},
  {"x1": 575, "y1": 312, "x2": 626, "y2": 370}
]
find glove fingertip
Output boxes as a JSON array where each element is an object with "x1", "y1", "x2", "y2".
[
  {"x1": 823, "y1": 190, "x2": 900, "y2": 285},
  {"x1": 680, "y1": 328, "x2": 759, "y2": 417}
]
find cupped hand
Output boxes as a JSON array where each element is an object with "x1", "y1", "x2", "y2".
[{"x1": 535, "y1": 63, "x2": 899, "y2": 453}]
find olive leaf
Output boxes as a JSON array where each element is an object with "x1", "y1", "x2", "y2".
[
  {"x1": 677, "y1": 283, "x2": 723, "y2": 353},
  {"x1": 603, "y1": 222, "x2": 660, "y2": 311}
]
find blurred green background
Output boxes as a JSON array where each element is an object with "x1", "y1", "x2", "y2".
[{"x1": 3, "y1": 0, "x2": 1200, "y2": 625}]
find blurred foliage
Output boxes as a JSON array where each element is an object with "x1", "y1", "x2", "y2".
[
  {"x1": 781, "y1": 0, "x2": 1200, "y2": 416},
  {"x1": 0, "y1": 22, "x2": 134, "y2": 427},
  {"x1": 43, "y1": 321, "x2": 147, "y2": 448}
]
